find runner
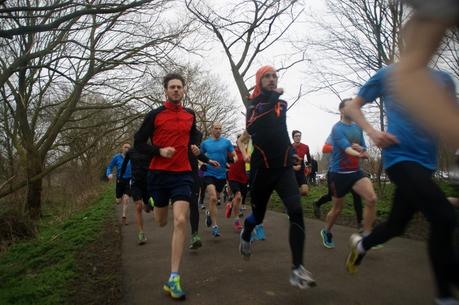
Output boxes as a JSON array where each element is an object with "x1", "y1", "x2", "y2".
[
  {"x1": 343, "y1": 65, "x2": 458, "y2": 305},
  {"x1": 225, "y1": 137, "x2": 249, "y2": 232},
  {"x1": 106, "y1": 143, "x2": 132, "y2": 225},
  {"x1": 134, "y1": 72, "x2": 201, "y2": 300},
  {"x1": 320, "y1": 99, "x2": 377, "y2": 249},
  {"x1": 313, "y1": 134, "x2": 363, "y2": 231},
  {"x1": 392, "y1": 0, "x2": 459, "y2": 149},
  {"x1": 238, "y1": 65, "x2": 316, "y2": 289},
  {"x1": 291, "y1": 130, "x2": 311, "y2": 196},
  {"x1": 189, "y1": 139, "x2": 220, "y2": 250},
  {"x1": 119, "y1": 146, "x2": 151, "y2": 245},
  {"x1": 201, "y1": 122, "x2": 237, "y2": 237},
  {"x1": 237, "y1": 131, "x2": 265, "y2": 240}
]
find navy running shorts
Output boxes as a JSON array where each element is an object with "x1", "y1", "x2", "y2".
[{"x1": 147, "y1": 171, "x2": 193, "y2": 208}]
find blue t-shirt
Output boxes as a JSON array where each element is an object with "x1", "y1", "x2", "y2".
[
  {"x1": 106, "y1": 153, "x2": 132, "y2": 179},
  {"x1": 358, "y1": 65, "x2": 456, "y2": 170},
  {"x1": 330, "y1": 122, "x2": 366, "y2": 173},
  {"x1": 201, "y1": 137, "x2": 234, "y2": 179}
]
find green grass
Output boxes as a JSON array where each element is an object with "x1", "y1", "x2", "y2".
[
  {"x1": 269, "y1": 180, "x2": 458, "y2": 221},
  {"x1": 0, "y1": 187, "x2": 115, "y2": 305}
]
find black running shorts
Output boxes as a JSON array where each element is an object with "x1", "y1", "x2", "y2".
[{"x1": 329, "y1": 171, "x2": 365, "y2": 198}]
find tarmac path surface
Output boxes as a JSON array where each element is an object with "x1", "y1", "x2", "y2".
[{"x1": 118, "y1": 204, "x2": 435, "y2": 305}]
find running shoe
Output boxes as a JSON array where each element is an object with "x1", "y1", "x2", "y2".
[
  {"x1": 189, "y1": 233, "x2": 202, "y2": 249},
  {"x1": 345, "y1": 233, "x2": 365, "y2": 274},
  {"x1": 239, "y1": 230, "x2": 251, "y2": 259},
  {"x1": 233, "y1": 219, "x2": 243, "y2": 232},
  {"x1": 163, "y1": 275, "x2": 186, "y2": 300},
  {"x1": 320, "y1": 229, "x2": 335, "y2": 248},
  {"x1": 313, "y1": 201, "x2": 321, "y2": 219},
  {"x1": 289, "y1": 265, "x2": 317, "y2": 289},
  {"x1": 200, "y1": 203, "x2": 206, "y2": 210},
  {"x1": 205, "y1": 210, "x2": 212, "y2": 228},
  {"x1": 255, "y1": 224, "x2": 266, "y2": 240},
  {"x1": 217, "y1": 199, "x2": 221, "y2": 206},
  {"x1": 137, "y1": 232, "x2": 147, "y2": 245},
  {"x1": 238, "y1": 210, "x2": 244, "y2": 218},
  {"x1": 225, "y1": 202, "x2": 233, "y2": 218},
  {"x1": 121, "y1": 216, "x2": 128, "y2": 226},
  {"x1": 211, "y1": 225, "x2": 221, "y2": 237}
]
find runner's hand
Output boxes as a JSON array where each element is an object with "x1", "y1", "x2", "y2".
[
  {"x1": 208, "y1": 160, "x2": 220, "y2": 168},
  {"x1": 108, "y1": 174, "x2": 113, "y2": 181},
  {"x1": 191, "y1": 145, "x2": 200, "y2": 156},
  {"x1": 160, "y1": 147, "x2": 176, "y2": 158},
  {"x1": 351, "y1": 143, "x2": 365, "y2": 152},
  {"x1": 243, "y1": 155, "x2": 251, "y2": 163},
  {"x1": 293, "y1": 164, "x2": 301, "y2": 171},
  {"x1": 368, "y1": 130, "x2": 398, "y2": 148},
  {"x1": 292, "y1": 154, "x2": 302, "y2": 165}
]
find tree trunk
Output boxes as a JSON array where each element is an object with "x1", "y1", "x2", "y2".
[{"x1": 25, "y1": 153, "x2": 44, "y2": 220}]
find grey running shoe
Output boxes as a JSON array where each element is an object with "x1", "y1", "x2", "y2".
[
  {"x1": 345, "y1": 233, "x2": 365, "y2": 274},
  {"x1": 189, "y1": 233, "x2": 202, "y2": 249},
  {"x1": 239, "y1": 230, "x2": 251, "y2": 260},
  {"x1": 137, "y1": 232, "x2": 147, "y2": 245},
  {"x1": 290, "y1": 265, "x2": 317, "y2": 289}
]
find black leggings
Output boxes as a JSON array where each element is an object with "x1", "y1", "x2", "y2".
[
  {"x1": 242, "y1": 167, "x2": 305, "y2": 268},
  {"x1": 362, "y1": 162, "x2": 457, "y2": 298},
  {"x1": 316, "y1": 171, "x2": 363, "y2": 224},
  {"x1": 189, "y1": 174, "x2": 200, "y2": 235},
  {"x1": 198, "y1": 178, "x2": 206, "y2": 205}
]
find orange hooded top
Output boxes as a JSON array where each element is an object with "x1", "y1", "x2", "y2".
[{"x1": 249, "y1": 65, "x2": 276, "y2": 100}]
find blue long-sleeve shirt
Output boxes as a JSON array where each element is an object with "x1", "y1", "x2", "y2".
[{"x1": 106, "y1": 153, "x2": 132, "y2": 179}]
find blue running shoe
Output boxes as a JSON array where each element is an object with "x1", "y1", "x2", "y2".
[
  {"x1": 211, "y1": 225, "x2": 221, "y2": 237},
  {"x1": 320, "y1": 229, "x2": 335, "y2": 248},
  {"x1": 255, "y1": 224, "x2": 266, "y2": 240},
  {"x1": 163, "y1": 275, "x2": 186, "y2": 300}
]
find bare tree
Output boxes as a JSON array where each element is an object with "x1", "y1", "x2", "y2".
[
  {"x1": 0, "y1": 0, "x2": 191, "y2": 219},
  {"x1": 185, "y1": 0, "x2": 305, "y2": 107},
  {"x1": 304, "y1": 0, "x2": 406, "y2": 190},
  {"x1": 437, "y1": 29, "x2": 459, "y2": 81},
  {"x1": 182, "y1": 65, "x2": 240, "y2": 138},
  {"x1": 139, "y1": 64, "x2": 241, "y2": 139}
]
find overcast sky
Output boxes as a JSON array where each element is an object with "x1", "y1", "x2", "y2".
[{"x1": 190, "y1": 0, "x2": 352, "y2": 155}]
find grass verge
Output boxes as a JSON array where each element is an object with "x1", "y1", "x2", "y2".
[{"x1": 0, "y1": 187, "x2": 119, "y2": 305}]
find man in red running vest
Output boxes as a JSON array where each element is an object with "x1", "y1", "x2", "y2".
[{"x1": 291, "y1": 130, "x2": 311, "y2": 196}]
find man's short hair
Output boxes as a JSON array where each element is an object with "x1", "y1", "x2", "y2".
[
  {"x1": 163, "y1": 73, "x2": 185, "y2": 89},
  {"x1": 338, "y1": 98, "x2": 353, "y2": 110},
  {"x1": 212, "y1": 122, "x2": 222, "y2": 128},
  {"x1": 292, "y1": 130, "x2": 301, "y2": 138}
]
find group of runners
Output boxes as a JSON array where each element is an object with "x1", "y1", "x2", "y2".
[{"x1": 103, "y1": 1, "x2": 459, "y2": 304}]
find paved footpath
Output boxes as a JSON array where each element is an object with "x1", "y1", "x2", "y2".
[{"x1": 118, "y1": 204, "x2": 436, "y2": 305}]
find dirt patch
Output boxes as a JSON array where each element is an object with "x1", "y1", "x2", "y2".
[{"x1": 68, "y1": 216, "x2": 122, "y2": 305}]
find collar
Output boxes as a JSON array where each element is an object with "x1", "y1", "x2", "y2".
[{"x1": 164, "y1": 100, "x2": 183, "y2": 111}]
